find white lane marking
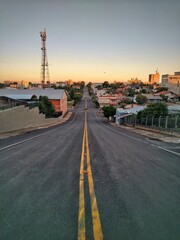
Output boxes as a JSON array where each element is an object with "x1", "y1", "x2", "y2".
[
  {"x1": 156, "y1": 146, "x2": 180, "y2": 156},
  {"x1": 0, "y1": 112, "x2": 77, "y2": 151},
  {"x1": 94, "y1": 111, "x2": 145, "y2": 142},
  {"x1": 94, "y1": 111, "x2": 180, "y2": 157}
]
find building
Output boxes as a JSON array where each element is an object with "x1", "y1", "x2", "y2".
[
  {"x1": 0, "y1": 89, "x2": 67, "y2": 116},
  {"x1": 116, "y1": 106, "x2": 145, "y2": 124},
  {"x1": 98, "y1": 95, "x2": 118, "y2": 107},
  {"x1": 56, "y1": 81, "x2": 67, "y2": 87},
  {"x1": 149, "y1": 70, "x2": 160, "y2": 84},
  {"x1": 161, "y1": 72, "x2": 180, "y2": 94},
  {"x1": 141, "y1": 94, "x2": 162, "y2": 103}
]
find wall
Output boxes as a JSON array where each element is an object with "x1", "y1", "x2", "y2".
[
  {"x1": 61, "y1": 93, "x2": 67, "y2": 116},
  {"x1": 0, "y1": 106, "x2": 63, "y2": 134},
  {"x1": 50, "y1": 99, "x2": 61, "y2": 112}
]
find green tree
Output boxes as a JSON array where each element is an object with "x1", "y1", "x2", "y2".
[
  {"x1": 69, "y1": 89, "x2": 75, "y2": 100},
  {"x1": 102, "y1": 81, "x2": 110, "y2": 88},
  {"x1": 93, "y1": 100, "x2": 100, "y2": 108},
  {"x1": 95, "y1": 85, "x2": 102, "y2": 90},
  {"x1": 38, "y1": 96, "x2": 55, "y2": 117},
  {"x1": 80, "y1": 81, "x2": 85, "y2": 88},
  {"x1": 86, "y1": 82, "x2": 92, "y2": 88},
  {"x1": 73, "y1": 92, "x2": 83, "y2": 105},
  {"x1": 0, "y1": 83, "x2": 5, "y2": 88},
  {"x1": 136, "y1": 94, "x2": 148, "y2": 105},
  {"x1": 137, "y1": 102, "x2": 168, "y2": 118},
  {"x1": 102, "y1": 106, "x2": 116, "y2": 121},
  {"x1": 31, "y1": 95, "x2": 38, "y2": 101},
  {"x1": 140, "y1": 89, "x2": 147, "y2": 94},
  {"x1": 160, "y1": 94, "x2": 168, "y2": 102},
  {"x1": 127, "y1": 88, "x2": 136, "y2": 97}
]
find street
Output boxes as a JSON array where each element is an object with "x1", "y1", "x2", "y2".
[{"x1": 0, "y1": 92, "x2": 180, "y2": 240}]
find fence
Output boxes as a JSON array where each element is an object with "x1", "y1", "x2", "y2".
[{"x1": 125, "y1": 115, "x2": 180, "y2": 134}]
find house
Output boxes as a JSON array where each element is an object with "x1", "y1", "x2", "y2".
[
  {"x1": 55, "y1": 81, "x2": 67, "y2": 87},
  {"x1": 141, "y1": 94, "x2": 162, "y2": 103},
  {"x1": 154, "y1": 91, "x2": 180, "y2": 102},
  {"x1": 0, "y1": 89, "x2": 67, "y2": 116},
  {"x1": 116, "y1": 106, "x2": 145, "y2": 124},
  {"x1": 94, "y1": 89, "x2": 106, "y2": 97},
  {"x1": 98, "y1": 95, "x2": 118, "y2": 107}
]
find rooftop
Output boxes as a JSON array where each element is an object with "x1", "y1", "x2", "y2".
[{"x1": 0, "y1": 89, "x2": 65, "y2": 100}]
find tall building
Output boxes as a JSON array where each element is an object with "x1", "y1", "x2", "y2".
[
  {"x1": 149, "y1": 70, "x2": 160, "y2": 84},
  {"x1": 161, "y1": 72, "x2": 180, "y2": 94}
]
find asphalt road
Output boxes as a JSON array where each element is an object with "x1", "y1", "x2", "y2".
[{"x1": 0, "y1": 91, "x2": 180, "y2": 240}]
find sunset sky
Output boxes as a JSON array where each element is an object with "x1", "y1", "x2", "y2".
[{"x1": 1, "y1": 0, "x2": 180, "y2": 83}]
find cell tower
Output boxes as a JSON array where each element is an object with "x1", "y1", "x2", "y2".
[{"x1": 40, "y1": 28, "x2": 50, "y2": 88}]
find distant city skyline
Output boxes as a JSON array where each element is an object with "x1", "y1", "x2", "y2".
[{"x1": 1, "y1": 0, "x2": 180, "y2": 83}]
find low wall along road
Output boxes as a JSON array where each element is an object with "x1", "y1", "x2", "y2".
[{"x1": 0, "y1": 105, "x2": 63, "y2": 134}]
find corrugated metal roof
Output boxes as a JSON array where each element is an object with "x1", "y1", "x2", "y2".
[
  {"x1": 116, "y1": 106, "x2": 145, "y2": 114},
  {"x1": 0, "y1": 89, "x2": 65, "y2": 100}
]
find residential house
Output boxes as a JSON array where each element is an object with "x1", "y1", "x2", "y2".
[
  {"x1": 116, "y1": 106, "x2": 145, "y2": 124},
  {"x1": 98, "y1": 95, "x2": 118, "y2": 107},
  {"x1": 141, "y1": 94, "x2": 162, "y2": 103}
]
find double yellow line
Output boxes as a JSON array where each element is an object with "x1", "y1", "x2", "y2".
[{"x1": 78, "y1": 111, "x2": 103, "y2": 240}]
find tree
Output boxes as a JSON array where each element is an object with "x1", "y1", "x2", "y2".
[
  {"x1": 160, "y1": 94, "x2": 168, "y2": 102},
  {"x1": 31, "y1": 95, "x2": 38, "y2": 101},
  {"x1": 87, "y1": 82, "x2": 93, "y2": 95},
  {"x1": 155, "y1": 87, "x2": 168, "y2": 93},
  {"x1": 102, "y1": 81, "x2": 110, "y2": 88},
  {"x1": 69, "y1": 89, "x2": 75, "y2": 100},
  {"x1": 102, "y1": 106, "x2": 116, "y2": 121},
  {"x1": 38, "y1": 96, "x2": 55, "y2": 117},
  {"x1": 80, "y1": 81, "x2": 85, "y2": 88},
  {"x1": 136, "y1": 94, "x2": 148, "y2": 105},
  {"x1": 93, "y1": 100, "x2": 100, "y2": 108},
  {"x1": 73, "y1": 92, "x2": 83, "y2": 105},
  {"x1": 140, "y1": 88, "x2": 147, "y2": 94},
  {"x1": 0, "y1": 83, "x2": 5, "y2": 89},
  {"x1": 86, "y1": 82, "x2": 92, "y2": 88},
  {"x1": 127, "y1": 88, "x2": 136, "y2": 97},
  {"x1": 95, "y1": 85, "x2": 102, "y2": 90},
  {"x1": 137, "y1": 102, "x2": 168, "y2": 119}
]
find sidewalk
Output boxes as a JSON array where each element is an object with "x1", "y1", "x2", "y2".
[
  {"x1": 0, "y1": 111, "x2": 73, "y2": 140},
  {"x1": 112, "y1": 123, "x2": 180, "y2": 143}
]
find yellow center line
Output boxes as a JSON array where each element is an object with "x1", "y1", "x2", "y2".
[
  {"x1": 78, "y1": 127, "x2": 86, "y2": 239},
  {"x1": 78, "y1": 110, "x2": 103, "y2": 240},
  {"x1": 85, "y1": 112, "x2": 103, "y2": 240}
]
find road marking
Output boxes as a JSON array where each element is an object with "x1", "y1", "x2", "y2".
[
  {"x1": 156, "y1": 146, "x2": 180, "y2": 156},
  {"x1": 78, "y1": 111, "x2": 103, "y2": 240},
  {"x1": 0, "y1": 112, "x2": 77, "y2": 151},
  {"x1": 94, "y1": 111, "x2": 180, "y2": 157},
  {"x1": 78, "y1": 127, "x2": 86, "y2": 239},
  {"x1": 85, "y1": 113, "x2": 103, "y2": 240}
]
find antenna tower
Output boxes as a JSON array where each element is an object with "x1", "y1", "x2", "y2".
[{"x1": 40, "y1": 28, "x2": 50, "y2": 88}]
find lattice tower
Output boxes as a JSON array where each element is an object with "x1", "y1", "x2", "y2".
[{"x1": 40, "y1": 28, "x2": 50, "y2": 88}]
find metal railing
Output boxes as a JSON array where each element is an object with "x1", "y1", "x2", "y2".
[{"x1": 125, "y1": 115, "x2": 180, "y2": 134}]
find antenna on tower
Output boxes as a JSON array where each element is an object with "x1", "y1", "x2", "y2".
[
  {"x1": 156, "y1": 67, "x2": 159, "y2": 74},
  {"x1": 40, "y1": 28, "x2": 50, "y2": 88}
]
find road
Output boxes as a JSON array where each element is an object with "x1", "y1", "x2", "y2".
[{"x1": 0, "y1": 91, "x2": 180, "y2": 240}]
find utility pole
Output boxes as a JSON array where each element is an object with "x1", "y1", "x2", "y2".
[{"x1": 40, "y1": 28, "x2": 50, "y2": 88}]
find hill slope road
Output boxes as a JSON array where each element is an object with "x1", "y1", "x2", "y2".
[{"x1": 0, "y1": 92, "x2": 180, "y2": 240}]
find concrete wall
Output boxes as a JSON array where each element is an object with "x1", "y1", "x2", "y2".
[{"x1": 0, "y1": 106, "x2": 63, "y2": 134}]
